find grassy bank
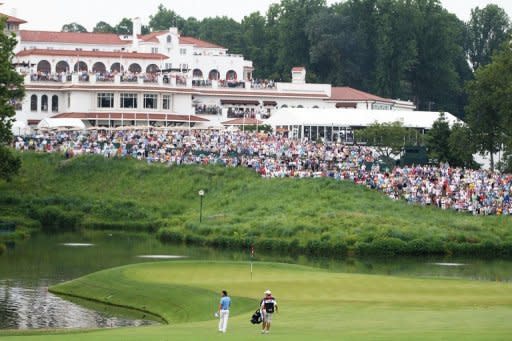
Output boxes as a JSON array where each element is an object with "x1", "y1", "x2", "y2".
[
  {"x1": 4, "y1": 261, "x2": 512, "y2": 340},
  {"x1": 1, "y1": 152, "x2": 512, "y2": 257}
]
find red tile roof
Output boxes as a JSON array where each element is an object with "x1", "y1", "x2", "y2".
[
  {"x1": 16, "y1": 48, "x2": 168, "y2": 60},
  {"x1": 179, "y1": 36, "x2": 224, "y2": 49},
  {"x1": 330, "y1": 87, "x2": 393, "y2": 103},
  {"x1": 53, "y1": 112, "x2": 209, "y2": 122},
  {"x1": 0, "y1": 12, "x2": 26, "y2": 24},
  {"x1": 292, "y1": 67, "x2": 305, "y2": 72},
  {"x1": 138, "y1": 31, "x2": 167, "y2": 43},
  {"x1": 20, "y1": 30, "x2": 125, "y2": 45}
]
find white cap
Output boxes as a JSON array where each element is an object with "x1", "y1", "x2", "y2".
[{"x1": 264, "y1": 289, "x2": 271, "y2": 295}]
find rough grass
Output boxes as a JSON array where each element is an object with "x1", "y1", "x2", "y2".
[
  {"x1": 3, "y1": 261, "x2": 512, "y2": 340},
  {"x1": 2, "y1": 152, "x2": 512, "y2": 256}
]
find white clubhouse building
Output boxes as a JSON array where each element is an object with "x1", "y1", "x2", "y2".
[{"x1": 4, "y1": 11, "x2": 460, "y2": 141}]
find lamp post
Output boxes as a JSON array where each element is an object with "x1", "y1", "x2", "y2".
[{"x1": 198, "y1": 189, "x2": 205, "y2": 223}]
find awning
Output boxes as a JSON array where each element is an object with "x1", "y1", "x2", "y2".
[
  {"x1": 52, "y1": 112, "x2": 209, "y2": 123},
  {"x1": 220, "y1": 99, "x2": 260, "y2": 106},
  {"x1": 37, "y1": 118, "x2": 86, "y2": 130},
  {"x1": 222, "y1": 118, "x2": 263, "y2": 126},
  {"x1": 335, "y1": 102, "x2": 358, "y2": 108}
]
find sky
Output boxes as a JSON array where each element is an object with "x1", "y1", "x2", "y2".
[{"x1": 2, "y1": 0, "x2": 512, "y2": 32}]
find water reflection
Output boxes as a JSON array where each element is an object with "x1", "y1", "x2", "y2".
[
  {"x1": 0, "y1": 281, "x2": 153, "y2": 329},
  {"x1": 1, "y1": 231, "x2": 512, "y2": 330}
]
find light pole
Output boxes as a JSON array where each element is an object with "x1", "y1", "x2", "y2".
[{"x1": 198, "y1": 189, "x2": 205, "y2": 223}]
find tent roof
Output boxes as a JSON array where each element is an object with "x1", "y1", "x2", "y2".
[
  {"x1": 265, "y1": 108, "x2": 462, "y2": 129},
  {"x1": 37, "y1": 118, "x2": 86, "y2": 129}
]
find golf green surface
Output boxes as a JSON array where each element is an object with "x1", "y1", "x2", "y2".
[{"x1": 4, "y1": 261, "x2": 512, "y2": 340}]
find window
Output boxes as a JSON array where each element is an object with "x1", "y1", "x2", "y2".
[
  {"x1": 144, "y1": 94, "x2": 158, "y2": 109},
  {"x1": 165, "y1": 63, "x2": 172, "y2": 70},
  {"x1": 30, "y1": 95, "x2": 37, "y2": 111},
  {"x1": 52, "y1": 95, "x2": 59, "y2": 112},
  {"x1": 68, "y1": 93, "x2": 71, "y2": 108},
  {"x1": 120, "y1": 93, "x2": 138, "y2": 108},
  {"x1": 97, "y1": 93, "x2": 114, "y2": 108},
  {"x1": 180, "y1": 48, "x2": 187, "y2": 55},
  {"x1": 166, "y1": 35, "x2": 172, "y2": 43},
  {"x1": 151, "y1": 47, "x2": 159, "y2": 54},
  {"x1": 162, "y1": 95, "x2": 171, "y2": 110},
  {"x1": 180, "y1": 64, "x2": 188, "y2": 71},
  {"x1": 41, "y1": 95, "x2": 48, "y2": 112}
]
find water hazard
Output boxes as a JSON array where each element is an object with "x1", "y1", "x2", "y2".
[{"x1": 2, "y1": 231, "x2": 512, "y2": 330}]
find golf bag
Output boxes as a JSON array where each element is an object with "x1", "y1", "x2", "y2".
[{"x1": 250, "y1": 309, "x2": 262, "y2": 324}]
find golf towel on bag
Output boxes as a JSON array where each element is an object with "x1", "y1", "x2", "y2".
[{"x1": 251, "y1": 309, "x2": 262, "y2": 324}]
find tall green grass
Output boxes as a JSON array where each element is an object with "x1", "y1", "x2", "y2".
[{"x1": 2, "y1": 152, "x2": 512, "y2": 257}]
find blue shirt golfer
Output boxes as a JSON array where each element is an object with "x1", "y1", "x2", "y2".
[{"x1": 217, "y1": 290, "x2": 231, "y2": 333}]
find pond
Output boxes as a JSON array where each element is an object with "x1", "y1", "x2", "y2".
[{"x1": 1, "y1": 231, "x2": 512, "y2": 330}]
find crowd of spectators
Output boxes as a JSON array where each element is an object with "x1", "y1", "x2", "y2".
[
  {"x1": 251, "y1": 79, "x2": 275, "y2": 89},
  {"x1": 12, "y1": 129, "x2": 512, "y2": 216}
]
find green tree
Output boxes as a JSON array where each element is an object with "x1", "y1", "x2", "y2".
[
  {"x1": 0, "y1": 17, "x2": 25, "y2": 180},
  {"x1": 198, "y1": 17, "x2": 243, "y2": 54},
  {"x1": 356, "y1": 121, "x2": 411, "y2": 161},
  {"x1": 61, "y1": 22, "x2": 87, "y2": 32},
  {"x1": 448, "y1": 122, "x2": 476, "y2": 168},
  {"x1": 240, "y1": 12, "x2": 267, "y2": 79},
  {"x1": 182, "y1": 17, "x2": 201, "y2": 37},
  {"x1": 466, "y1": 47, "x2": 512, "y2": 170},
  {"x1": 115, "y1": 18, "x2": 133, "y2": 35},
  {"x1": 426, "y1": 113, "x2": 451, "y2": 163},
  {"x1": 274, "y1": 0, "x2": 326, "y2": 80},
  {"x1": 149, "y1": 4, "x2": 185, "y2": 31},
  {"x1": 93, "y1": 21, "x2": 116, "y2": 33},
  {"x1": 466, "y1": 4, "x2": 511, "y2": 71}
]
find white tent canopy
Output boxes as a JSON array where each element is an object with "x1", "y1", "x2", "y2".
[
  {"x1": 37, "y1": 118, "x2": 86, "y2": 130},
  {"x1": 266, "y1": 108, "x2": 462, "y2": 130}
]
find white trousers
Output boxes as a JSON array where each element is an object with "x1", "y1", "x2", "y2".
[{"x1": 218, "y1": 309, "x2": 229, "y2": 332}]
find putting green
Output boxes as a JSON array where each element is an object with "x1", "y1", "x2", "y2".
[{"x1": 3, "y1": 261, "x2": 512, "y2": 340}]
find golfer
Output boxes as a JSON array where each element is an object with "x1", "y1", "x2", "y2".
[
  {"x1": 260, "y1": 289, "x2": 278, "y2": 334},
  {"x1": 217, "y1": 290, "x2": 231, "y2": 333}
]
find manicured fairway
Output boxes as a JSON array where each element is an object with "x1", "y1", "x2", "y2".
[{"x1": 3, "y1": 261, "x2": 512, "y2": 340}]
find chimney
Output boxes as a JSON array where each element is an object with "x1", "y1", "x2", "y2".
[
  {"x1": 132, "y1": 17, "x2": 141, "y2": 52},
  {"x1": 291, "y1": 67, "x2": 306, "y2": 84},
  {"x1": 169, "y1": 27, "x2": 178, "y2": 35}
]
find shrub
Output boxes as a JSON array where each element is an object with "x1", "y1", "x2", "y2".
[
  {"x1": 36, "y1": 206, "x2": 83, "y2": 232},
  {"x1": 0, "y1": 243, "x2": 5, "y2": 255},
  {"x1": 157, "y1": 228, "x2": 185, "y2": 243}
]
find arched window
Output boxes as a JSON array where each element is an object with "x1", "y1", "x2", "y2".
[
  {"x1": 193, "y1": 69, "x2": 203, "y2": 79},
  {"x1": 111, "y1": 62, "x2": 122, "y2": 73},
  {"x1": 41, "y1": 95, "x2": 48, "y2": 112},
  {"x1": 146, "y1": 64, "x2": 159, "y2": 73},
  {"x1": 208, "y1": 69, "x2": 220, "y2": 81},
  {"x1": 74, "y1": 61, "x2": 88, "y2": 72},
  {"x1": 281, "y1": 104, "x2": 288, "y2": 108},
  {"x1": 226, "y1": 70, "x2": 237, "y2": 81},
  {"x1": 312, "y1": 105, "x2": 319, "y2": 109},
  {"x1": 297, "y1": 105, "x2": 304, "y2": 108},
  {"x1": 56, "y1": 61, "x2": 70, "y2": 73},
  {"x1": 52, "y1": 95, "x2": 59, "y2": 112},
  {"x1": 92, "y1": 62, "x2": 106, "y2": 73},
  {"x1": 37, "y1": 60, "x2": 51, "y2": 73},
  {"x1": 30, "y1": 95, "x2": 37, "y2": 111},
  {"x1": 128, "y1": 63, "x2": 142, "y2": 73}
]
